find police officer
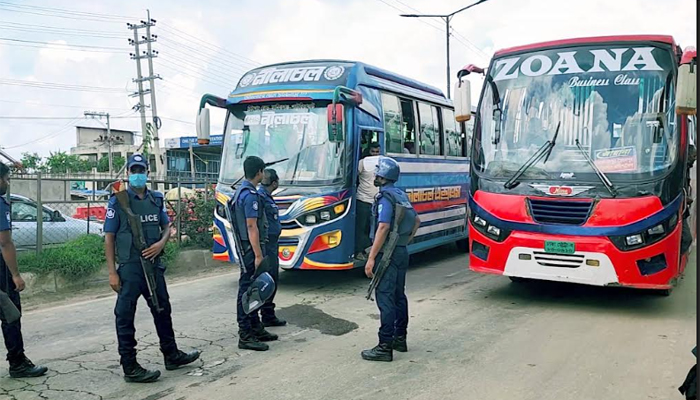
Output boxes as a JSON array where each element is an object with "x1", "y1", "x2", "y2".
[
  {"x1": 105, "y1": 154, "x2": 200, "y2": 383},
  {"x1": 0, "y1": 163, "x2": 48, "y2": 378},
  {"x1": 362, "y1": 157, "x2": 420, "y2": 362},
  {"x1": 230, "y1": 156, "x2": 278, "y2": 351},
  {"x1": 258, "y1": 168, "x2": 287, "y2": 328}
]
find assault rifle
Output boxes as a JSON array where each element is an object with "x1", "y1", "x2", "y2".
[{"x1": 366, "y1": 205, "x2": 406, "y2": 301}]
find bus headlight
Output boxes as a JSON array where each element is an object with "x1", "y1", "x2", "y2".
[
  {"x1": 609, "y1": 211, "x2": 679, "y2": 251},
  {"x1": 298, "y1": 199, "x2": 350, "y2": 227},
  {"x1": 469, "y1": 209, "x2": 510, "y2": 242}
]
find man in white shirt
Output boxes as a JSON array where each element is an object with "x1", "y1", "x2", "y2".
[{"x1": 355, "y1": 143, "x2": 381, "y2": 261}]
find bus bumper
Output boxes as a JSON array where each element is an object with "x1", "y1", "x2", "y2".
[{"x1": 468, "y1": 222, "x2": 684, "y2": 290}]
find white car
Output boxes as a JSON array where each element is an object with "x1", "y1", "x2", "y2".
[{"x1": 9, "y1": 194, "x2": 104, "y2": 249}]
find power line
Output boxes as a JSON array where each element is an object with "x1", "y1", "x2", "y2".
[
  {"x1": 1, "y1": 117, "x2": 81, "y2": 149},
  {"x1": 157, "y1": 39, "x2": 250, "y2": 77},
  {"x1": 0, "y1": 20, "x2": 124, "y2": 35},
  {"x1": 157, "y1": 59, "x2": 233, "y2": 91},
  {"x1": 0, "y1": 37, "x2": 128, "y2": 53},
  {"x1": 0, "y1": 98, "x2": 134, "y2": 111},
  {"x1": 158, "y1": 23, "x2": 260, "y2": 68},
  {"x1": 0, "y1": 24, "x2": 124, "y2": 39},
  {"x1": 0, "y1": 78, "x2": 129, "y2": 93},
  {"x1": 160, "y1": 50, "x2": 241, "y2": 86},
  {"x1": 0, "y1": 2, "x2": 134, "y2": 22}
]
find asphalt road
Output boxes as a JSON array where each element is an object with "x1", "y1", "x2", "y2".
[{"x1": 0, "y1": 246, "x2": 695, "y2": 400}]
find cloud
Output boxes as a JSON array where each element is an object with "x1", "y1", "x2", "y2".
[{"x1": 0, "y1": 0, "x2": 695, "y2": 161}]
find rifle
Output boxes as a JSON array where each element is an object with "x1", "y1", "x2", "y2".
[
  {"x1": 112, "y1": 181, "x2": 163, "y2": 313},
  {"x1": 0, "y1": 288, "x2": 20, "y2": 324},
  {"x1": 366, "y1": 205, "x2": 406, "y2": 301}
]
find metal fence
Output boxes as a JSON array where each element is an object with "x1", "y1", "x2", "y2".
[{"x1": 7, "y1": 173, "x2": 215, "y2": 252}]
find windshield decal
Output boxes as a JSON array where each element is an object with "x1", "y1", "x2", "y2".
[
  {"x1": 594, "y1": 146, "x2": 638, "y2": 173},
  {"x1": 243, "y1": 112, "x2": 314, "y2": 127},
  {"x1": 493, "y1": 47, "x2": 663, "y2": 82}
]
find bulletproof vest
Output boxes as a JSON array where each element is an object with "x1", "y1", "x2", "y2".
[
  {"x1": 371, "y1": 186, "x2": 417, "y2": 246},
  {"x1": 231, "y1": 183, "x2": 268, "y2": 245},
  {"x1": 115, "y1": 191, "x2": 163, "y2": 264}
]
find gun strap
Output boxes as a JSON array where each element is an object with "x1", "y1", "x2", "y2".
[{"x1": 115, "y1": 191, "x2": 146, "y2": 251}]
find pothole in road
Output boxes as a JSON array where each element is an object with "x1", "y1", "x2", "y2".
[{"x1": 276, "y1": 304, "x2": 359, "y2": 336}]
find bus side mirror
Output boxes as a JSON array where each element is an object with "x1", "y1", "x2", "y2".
[
  {"x1": 454, "y1": 79, "x2": 472, "y2": 123},
  {"x1": 327, "y1": 103, "x2": 344, "y2": 142},
  {"x1": 196, "y1": 108, "x2": 211, "y2": 145},
  {"x1": 676, "y1": 47, "x2": 697, "y2": 115}
]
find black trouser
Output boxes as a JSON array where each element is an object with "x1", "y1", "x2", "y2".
[
  {"x1": 114, "y1": 261, "x2": 177, "y2": 365},
  {"x1": 355, "y1": 200, "x2": 373, "y2": 255},
  {"x1": 0, "y1": 256, "x2": 24, "y2": 364},
  {"x1": 374, "y1": 246, "x2": 409, "y2": 344},
  {"x1": 260, "y1": 235, "x2": 280, "y2": 322},
  {"x1": 237, "y1": 245, "x2": 262, "y2": 333}
]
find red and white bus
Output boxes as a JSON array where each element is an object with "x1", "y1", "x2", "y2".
[{"x1": 454, "y1": 35, "x2": 696, "y2": 294}]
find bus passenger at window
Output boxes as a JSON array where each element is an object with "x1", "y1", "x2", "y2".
[{"x1": 356, "y1": 143, "x2": 381, "y2": 261}]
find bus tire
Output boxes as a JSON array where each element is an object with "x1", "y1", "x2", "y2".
[
  {"x1": 654, "y1": 288, "x2": 672, "y2": 297},
  {"x1": 509, "y1": 276, "x2": 530, "y2": 283},
  {"x1": 456, "y1": 239, "x2": 470, "y2": 253}
]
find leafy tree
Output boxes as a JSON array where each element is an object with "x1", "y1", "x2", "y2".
[
  {"x1": 96, "y1": 155, "x2": 125, "y2": 173},
  {"x1": 20, "y1": 152, "x2": 45, "y2": 173}
]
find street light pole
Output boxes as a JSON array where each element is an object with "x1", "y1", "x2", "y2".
[{"x1": 400, "y1": 0, "x2": 490, "y2": 99}]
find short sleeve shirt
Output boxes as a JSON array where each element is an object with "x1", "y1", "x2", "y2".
[
  {"x1": 239, "y1": 181, "x2": 260, "y2": 219},
  {"x1": 377, "y1": 196, "x2": 394, "y2": 224}
]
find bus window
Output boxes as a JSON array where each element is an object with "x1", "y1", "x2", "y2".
[
  {"x1": 400, "y1": 98, "x2": 417, "y2": 154},
  {"x1": 382, "y1": 93, "x2": 417, "y2": 155},
  {"x1": 381, "y1": 93, "x2": 403, "y2": 153},
  {"x1": 418, "y1": 102, "x2": 442, "y2": 156},
  {"x1": 444, "y1": 108, "x2": 462, "y2": 157}
]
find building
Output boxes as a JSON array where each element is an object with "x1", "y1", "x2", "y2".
[
  {"x1": 69, "y1": 121, "x2": 157, "y2": 174},
  {"x1": 164, "y1": 134, "x2": 223, "y2": 182}
]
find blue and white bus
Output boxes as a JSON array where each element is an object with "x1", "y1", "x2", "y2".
[{"x1": 197, "y1": 60, "x2": 471, "y2": 270}]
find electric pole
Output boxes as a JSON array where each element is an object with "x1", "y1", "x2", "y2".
[
  {"x1": 128, "y1": 13, "x2": 165, "y2": 181},
  {"x1": 84, "y1": 111, "x2": 113, "y2": 176}
]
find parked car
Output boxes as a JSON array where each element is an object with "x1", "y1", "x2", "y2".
[{"x1": 9, "y1": 194, "x2": 104, "y2": 249}]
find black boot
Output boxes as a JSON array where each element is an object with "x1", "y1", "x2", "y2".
[
  {"x1": 238, "y1": 331, "x2": 269, "y2": 351},
  {"x1": 253, "y1": 326, "x2": 279, "y2": 342},
  {"x1": 392, "y1": 335, "x2": 408, "y2": 353},
  {"x1": 361, "y1": 343, "x2": 393, "y2": 362},
  {"x1": 164, "y1": 350, "x2": 201, "y2": 371},
  {"x1": 9, "y1": 355, "x2": 48, "y2": 378},
  {"x1": 122, "y1": 360, "x2": 161, "y2": 383},
  {"x1": 262, "y1": 317, "x2": 287, "y2": 327}
]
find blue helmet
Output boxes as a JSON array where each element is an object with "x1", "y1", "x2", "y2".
[
  {"x1": 242, "y1": 271, "x2": 276, "y2": 314},
  {"x1": 375, "y1": 156, "x2": 400, "y2": 182}
]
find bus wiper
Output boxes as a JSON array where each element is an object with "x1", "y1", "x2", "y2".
[
  {"x1": 574, "y1": 139, "x2": 617, "y2": 197},
  {"x1": 229, "y1": 157, "x2": 289, "y2": 190},
  {"x1": 503, "y1": 122, "x2": 560, "y2": 190}
]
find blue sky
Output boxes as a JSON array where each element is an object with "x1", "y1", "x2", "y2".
[{"x1": 0, "y1": 0, "x2": 696, "y2": 159}]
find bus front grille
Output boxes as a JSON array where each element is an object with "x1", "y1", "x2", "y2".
[
  {"x1": 533, "y1": 252, "x2": 584, "y2": 268},
  {"x1": 528, "y1": 198, "x2": 593, "y2": 225}
]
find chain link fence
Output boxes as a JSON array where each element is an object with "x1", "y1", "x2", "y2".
[{"x1": 8, "y1": 173, "x2": 215, "y2": 253}]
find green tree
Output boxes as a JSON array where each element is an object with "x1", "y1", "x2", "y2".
[
  {"x1": 20, "y1": 152, "x2": 45, "y2": 173},
  {"x1": 44, "y1": 151, "x2": 91, "y2": 174},
  {"x1": 96, "y1": 155, "x2": 125, "y2": 173}
]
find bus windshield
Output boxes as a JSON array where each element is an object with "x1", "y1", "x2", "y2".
[
  {"x1": 475, "y1": 44, "x2": 678, "y2": 183},
  {"x1": 219, "y1": 102, "x2": 345, "y2": 185}
]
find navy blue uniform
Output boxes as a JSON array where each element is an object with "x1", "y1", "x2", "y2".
[
  {"x1": 105, "y1": 188, "x2": 178, "y2": 364},
  {"x1": 230, "y1": 180, "x2": 268, "y2": 333},
  {"x1": 258, "y1": 187, "x2": 280, "y2": 323},
  {"x1": 0, "y1": 195, "x2": 24, "y2": 364},
  {"x1": 370, "y1": 184, "x2": 417, "y2": 345}
]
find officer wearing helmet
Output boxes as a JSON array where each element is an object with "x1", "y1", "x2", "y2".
[
  {"x1": 362, "y1": 156, "x2": 420, "y2": 362},
  {"x1": 229, "y1": 156, "x2": 278, "y2": 351},
  {"x1": 104, "y1": 154, "x2": 200, "y2": 383}
]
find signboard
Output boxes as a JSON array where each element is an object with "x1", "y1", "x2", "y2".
[
  {"x1": 236, "y1": 62, "x2": 352, "y2": 90},
  {"x1": 594, "y1": 146, "x2": 638, "y2": 173},
  {"x1": 165, "y1": 135, "x2": 224, "y2": 149}
]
